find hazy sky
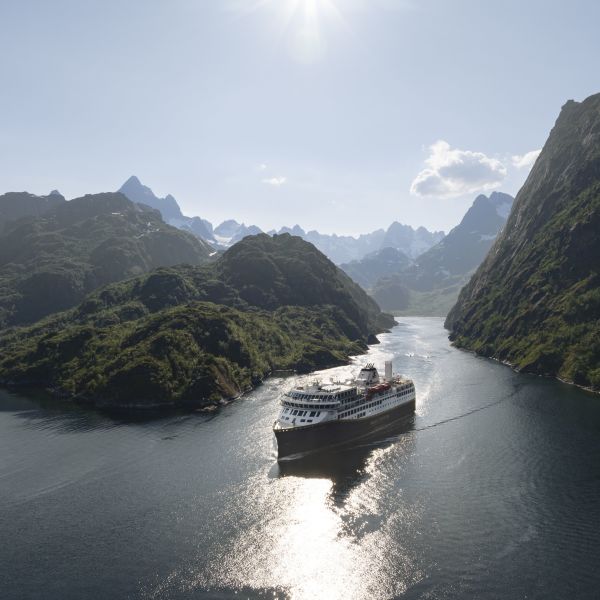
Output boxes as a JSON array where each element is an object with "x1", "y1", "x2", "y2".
[{"x1": 1, "y1": 0, "x2": 599, "y2": 235}]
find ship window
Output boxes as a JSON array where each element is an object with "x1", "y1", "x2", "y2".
[
  {"x1": 300, "y1": 419, "x2": 306, "y2": 422},
  {"x1": 310, "y1": 411, "x2": 316, "y2": 417},
  {"x1": 292, "y1": 410, "x2": 298, "y2": 415}
]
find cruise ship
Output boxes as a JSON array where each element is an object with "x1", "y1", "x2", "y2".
[{"x1": 273, "y1": 361, "x2": 415, "y2": 459}]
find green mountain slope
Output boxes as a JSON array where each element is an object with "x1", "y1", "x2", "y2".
[
  {"x1": 0, "y1": 234, "x2": 394, "y2": 408},
  {"x1": 0, "y1": 190, "x2": 65, "y2": 230},
  {"x1": 446, "y1": 93, "x2": 600, "y2": 390},
  {"x1": 0, "y1": 192, "x2": 212, "y2": 327}
]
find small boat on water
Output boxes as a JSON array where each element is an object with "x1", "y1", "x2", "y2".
[{"x1": 273, "y1": 361, "x2": 415, "y2": 460}]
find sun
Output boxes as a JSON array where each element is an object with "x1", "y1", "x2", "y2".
[
  {"x1": 279, "y1": 0, "x2": 347, "y2": 62},
  {"x1": 231, "y1": 0, "x2": 348, "y2": 63}
]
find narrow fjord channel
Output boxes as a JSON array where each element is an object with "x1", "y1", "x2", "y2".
[{"x1": 1, "y1": 317, "x2": 599, "y2": 600}]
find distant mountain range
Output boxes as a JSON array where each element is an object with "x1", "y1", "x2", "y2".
[
  {"x1": 272, "y1": 223, "x2": 444, "y2": 264},
  {"x1": 0, "y1": 175, "x2": 513, "y2": 323},
  {"x1": 117, "y1": 175, "x2": 444, "y2": 263},
  {"x1": 447, "y1": 92, "x2": 600, "y2": 392},
  {"x1": 339, "y1": 192, "x2": 514, "y2": 314}
]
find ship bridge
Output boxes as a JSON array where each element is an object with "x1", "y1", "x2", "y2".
[{"x1": 283, "y1": 382, "x2": 357, "y2": 410}]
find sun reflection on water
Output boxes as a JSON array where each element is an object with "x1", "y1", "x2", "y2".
[{"x1": 188, "y1": 431, "x2": 423, "y2": 600}]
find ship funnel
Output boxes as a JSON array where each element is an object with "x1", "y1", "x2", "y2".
[{"x1": 385, "y1": 360, "x2": 393, "y2": 381}]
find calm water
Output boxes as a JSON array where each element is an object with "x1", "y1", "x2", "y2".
[{"x1": 1, "y1": 317, "x2": 600, "y2": 600}]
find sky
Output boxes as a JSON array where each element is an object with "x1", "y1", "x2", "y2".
[{"x1": 1, "y1": 0, "x2": 599, "y2": 235}]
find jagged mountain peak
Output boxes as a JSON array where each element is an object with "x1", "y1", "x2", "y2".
[
  {"x1": 122, "y1": 175, "x2": 141, "y2": 186},
  {"x1": 118, "y1": 176, "x2": 184, "y2": 223}
]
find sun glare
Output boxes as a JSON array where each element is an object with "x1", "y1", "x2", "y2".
[{"x1": 231, "y1": 0, "x2": 349, "y2": 63}]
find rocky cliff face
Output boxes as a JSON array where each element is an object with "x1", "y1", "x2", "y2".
[{"x1": 446, "y1": 93, "x2": 600, "y2": 390}]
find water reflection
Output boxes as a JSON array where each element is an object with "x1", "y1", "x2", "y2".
[
  {"x1": 1, "y1": 388, "x2": 215, "y2": 435},
  {"x1": 184, "y1": 420, "x2": 422, "y2": 600},
  {"x1": 275, "y1": 417, "x2": 416, "y2": 501}
]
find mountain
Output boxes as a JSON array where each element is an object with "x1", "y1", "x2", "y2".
[
  {"x1": 336, "y1": 192, "x2": 513, "y2": 314},
  {"x1": 118, "y1": 176, "x2": 445, "y2": 262},
  {"x1": 214, "y1": 219, "x2": 242, "y2": 238},
  {"x1": 0, "y1": 234, "x2": 395, "y2": 408},
  {"x1": 118, "y1": 176, "x2": 184, "y2": 222},
  {"x1": 118, "y1": 178, "x2": 268, "y2": 250},
  {"x1": 0, "y1": 191, "x2": 66, "y2": 231},
  {"x1": 340, "y1": 247, "x2": 413, "y2": 289},
  {"x1": 302, "y1": 228, "x2": 386, "y2": 264},
  {"x1": 230, "y1": 224, "x2": 263, "y2": 245},
  {"x1": 0, "y1": 192, "x2": 212, "y2": 327},
  {"x1": 276, "y1": 223, "x2": 443, "y2": 265},
  {"x1": 371, "y1": 274, "x2": 411, "y2": 312},
  {"x1": 404, "y1": 192, "x2": 514, "y2": 291},
  {"x1": 446, "y1": 93, "x2": 600, "y2": 391},
  {"x1": 119, "y1": 176, "x2": 222, "y2": 246},
  {"x1": 187, "y1": 216, "x2": 214, "y2": 241},
  {"x1": 213, "y1": 220, "x2": 265, "y2": 246},
  {"x1": 382, "y1": 223, "x2": 445, "y2": 258}
]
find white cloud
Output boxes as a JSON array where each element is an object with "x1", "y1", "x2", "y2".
[
  {"x1": 262, "y1": 176, "x2": 286, "y2": 186},
  {"x1": 410, "y1": 140, "x2": 507, "y2": 198},
  {"x1": 258, "y1": 163, "x2": 268, "y2": 170},
  {"x1": 512, "y1": 149, "x2": 541, "y2": 169}
]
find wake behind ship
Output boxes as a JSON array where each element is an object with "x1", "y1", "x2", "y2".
[{"x1": 273, "y1": 361, "x2": 415, "y2": 460}]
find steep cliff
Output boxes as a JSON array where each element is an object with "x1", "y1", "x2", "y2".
[{"x1": 446, "y1": 93, "x2": 600, "y2": 390}]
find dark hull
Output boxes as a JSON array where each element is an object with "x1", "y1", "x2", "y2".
[{"x1": 274, "y1": 398, "x2": 415, "y2": 460}]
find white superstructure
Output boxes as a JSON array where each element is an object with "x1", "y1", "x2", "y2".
[{"x1": 276, "y1": 362, "x2": 415, "y2": 430}]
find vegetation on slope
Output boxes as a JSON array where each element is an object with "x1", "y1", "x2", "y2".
[
  {"x1": 0, "y1": 190, "x2": 65, "y2": 230},
  {"x1": 0, "y1": 234, "x2": 394, "y2": 407},
  {"x1": 446, "y1": 93, "x2": 600, "y2": 390},
  {"x1": 0, "y1": 193, "x2": 212, "y2": 327}
]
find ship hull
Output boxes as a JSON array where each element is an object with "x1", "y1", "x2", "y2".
[{"x1": 274, "y1": 398, "x2": 415, "y2": 460}]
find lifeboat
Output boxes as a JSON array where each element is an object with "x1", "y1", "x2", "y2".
[{"x1": 366, "y1": 382, "x2": 390, "y2": 399}]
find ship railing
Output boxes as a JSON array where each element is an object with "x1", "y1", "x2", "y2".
[{"x1": 281, "y1": 399, "x2": 340, "y2": 409}]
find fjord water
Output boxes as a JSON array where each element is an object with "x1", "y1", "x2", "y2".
[{"x1": 1, "y1": 318, "x2": 599, "y2": 600}]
